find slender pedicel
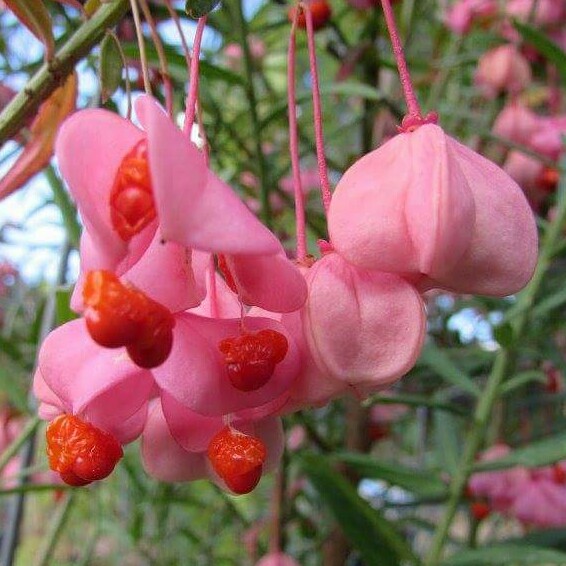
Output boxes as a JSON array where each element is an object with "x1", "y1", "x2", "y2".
[
  {"x1": 184, "y1": 17, "x2": 207, "y2": 135},
  {"x1": 304, "y1": 2, "x2": 332, "y2": 214},
  {"x1": 379, "y1": 0, "x2": 421, "y2": 118},
  {"x1": 287, "y1": 6, "x2": 308, "y2": 262}
]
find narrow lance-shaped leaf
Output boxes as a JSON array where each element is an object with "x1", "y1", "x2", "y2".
[
  {"x1": 333, "y1": 452, "x2": 448, "y2": 498},
  {"x1": 4, "y1": 0, "x2": 55, "y2": 59},
  {"x1": 300, "y1": 453, "x2": 417, "y2": 566},
  {"x1": 514, "y1": 21, "x2": 566, "y2": 84},
  {"x1": 442, "y1": 544, "x2": 566, "y2": 566},
  {"x1": 185, "y1": 0, "x2": 221, "y2": 19},
  {"x1": 99, "y1": 33, "x2": 124, "y2": 103},
  {"x1": 0, "y1": 73, "x2": 78, "y2": 201},
  {"x1": 474, "y1": 430, "x2": 566, "y2": 472}
]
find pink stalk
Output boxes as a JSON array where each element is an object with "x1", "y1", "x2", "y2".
[
  {"x1": 288, "y1": 9, "x2": 308, "y2": 263},
  {"x1": 304, "y1": 3, "x2": 332, "y2": 214},
  {"x1": 379, "y1": 0, "x2": 421, "y2": 118},
  {"x1": 183, "y1": 17, "x2": 207, "y2": 135}
]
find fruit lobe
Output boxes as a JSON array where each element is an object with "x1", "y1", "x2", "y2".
[
  {"x1": 289, "y1": 1, "x2": 332, "y2": 30},
  {"x1": 219, "y1": 329, "x2": 289, "y2": 391},
  {"x1": 470, "y1": 501, "x2": 491, "y2": 521},
  {"x1": 83, "y1": 270, "x2": 175, "y2": 368},
  {"x1": 83, "y1": 270, "x2": 141, "y2": 348},
  {"x1": 537, "y1": 167, "x2": 559, "y2": 194},
  {"x1": 46, "y1": 414, "x2": 123, "y2": 486},
  {"x1": 207, "y1": 426, "x2": 267, "y2": 494},
  {"x1": 553, "y1": 465, "x2": 566, "y2": 484},
  {"x1": 110, "y1": 139, "x2": 156, "y2": 241}
]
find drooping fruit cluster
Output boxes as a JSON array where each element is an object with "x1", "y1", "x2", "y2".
[
  {"x1": 33, "y1": 0, "x2": 539, "y2": 499},
  {"x1": 83, "y1": 270, "x2": 175, "y2": 368},
  {"x1": 207, "y1": 426, "x2": 267, "y2": 494},
  {"x1": 219, "y1": 329, "x2": 289, "y2": 391},
  {"x1": 110, "y1": 139, "x2": 156, "y2": 241},
  {"x1": 46, "y1": 415, "x2": 123, "y2": 486}
]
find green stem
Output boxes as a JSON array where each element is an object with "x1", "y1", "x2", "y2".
[
  {"x1": 0, "y1": 0, "x2": 129, "y2": 144},
  {"x1": 424, "y1": 159, "x2": 566, "y2": 566},
  {"x1": 34, "y1": 492, "x2": 76, "y2": 566},
  {"x1": 231, "y1": 0, "x2": 272, "y2": 228},
  {"x1": 0, "y1": 416, "x2": 40, "y2": 476},
  {"x1": 45, "y1": 165, "x2": 81, "y2": 249}
]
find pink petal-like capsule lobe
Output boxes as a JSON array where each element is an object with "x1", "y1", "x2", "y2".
[
  {"x1": 55, "y1": 108, "x2": 154, "y2": 269},
  {"x1": 492, "y1": 102, "x2": 541, "y2": 146},
  {"x1": 505, "y1": 0, "x2": 566, "y2": 27},
  {"x1": 444, "y1": 0, "x2": 498, "y2": 35},
  {"x1": 141, "y1": 400, "x2": 209, "y2": 483},
  {"x1": 303, "y1": 253, "x2": 426, "y2": 392},
  {"x1": 530, "y1": 115, "x2": 566, "y2": 161},
  {"x1": 220, "y1": 252, "x2": 308, "y2": 313},
  {"x1": 151, "y1": 314, "x2": 300, "y2": 417},
  {"x1": 280, "y1": 309, "x2": 347, "y2": 412},
  {"x1": 503, "y1": 150, "x2": 546, "y2": 211},
  {"x1": 474, "y1": 45, "x2": 532, "y2": 99},
  {"x1": 34, "y1": 320, "x2": 153, "y2": 444},
  {"x1": 468, "y1": 444, "x2": 531, "y2": 514},
  {"x1": 71, "y1": 230, "x2": 206, "y2": 314},
  {"x1": 512, "y1": 478, "x2": 566, "y2": 528},
  {"x1": 422, "y1": 137, "x2": 538, "y2": 296},
  {"x1": 329, "y1": 124, "x2": 538, "y2": 296},
  {"x1": 329, "y1": 124, "x2": 476, "y2": 276},
  {"x1": 135, "y1": 95, "x2": 280, "y2": 256}
]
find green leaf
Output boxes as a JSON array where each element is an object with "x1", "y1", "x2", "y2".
[
  {"x1": 0, "y1": 354, "x2": 28, "y2": 413},
  {"x1": 333, "y1": 453, "x2": 448, "y2": 499},
  {"x1": 514, "y1": 21, "x2": 566, "y2": 83},
  {"x1": 433, "y1": 410, "x2": 462, "y2": 474},
  {"x1": 493, "y1": 322, "x2": 514, "y2": 348},
  {"x1": 500, "y1": 370, "x2": 547, "y2": 396},
  {"x1": 418, "y1": 343, "x2": 481, "y2": 396},
  {"x1": 55, "y1": 286, "x2": 78, "y2": 327},
  {"x1": 474, "y1": 431, "x2": 566, "y2": 472},
  {"x1": 99, "y1": 33, "x2": 123, "y2": 103},
  {"x1": 442, "y1": 544, "x2": 566, "y2": 565},
  {"x1": 185, "y1": 0, "x2": 221, "y2": 19},
  {"x1": 122, "y1": 43, "x2": 243, "y2": 86},
  {"x1": 300, "y1": 453, "x2": 417, "y2": 566},
  {"x1": 505, "y1": 528, "x2": 566, "y2": 553},
  {"x1": 532, "y1": 286, "x2": 566, "y2": 319}
]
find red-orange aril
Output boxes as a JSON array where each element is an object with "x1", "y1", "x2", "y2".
[
  {"x1": 207, "y1": 426, "x2": 267, "y2": 495},
  {"x1": 218, "y1": 329, "x2": 288, "y2": 391},
  {"x1": 110, "y1": 139, "x2": 156, "y2": 241},
  {"x1": 470, "y1": 501, "x2": 490, "y2": 521},
  {"x1": 46, "y1": 414, "x2": 123, "y2": 486},
  {"x1": 83, "y1": 270, "x2": 141, "y2": 348},
  {"x1": 83, "y1": 270, "x2": 175, "y2": 368},
  {"x1": 126, "y1": 286, "x2": 175, "y2": 368},
  {"x1": 288, "y1": 1, "x2": 332, "y2": 30}
]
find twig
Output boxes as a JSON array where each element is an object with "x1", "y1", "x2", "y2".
[{"x1": 0, "y1": 0, "x2": 129, "y2": 145}]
